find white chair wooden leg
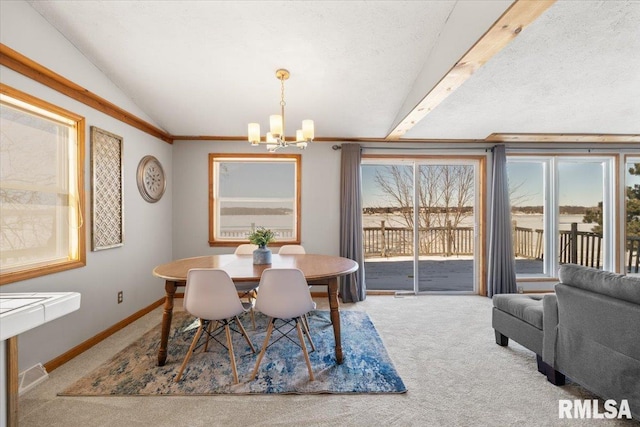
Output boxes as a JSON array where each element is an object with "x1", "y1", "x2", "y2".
[
  {"x1": 250, "y1": 290, "x2": 257, "y2": 330},
  {"x1": 296, "y1": 318, "x2": 314, "y2": 381},
  {"x1": 204, "y1": 320, "x2": 220, "y2": 352},
  {"x1": 224, "y1": 323, "x2": 239, "y2": 384},
  {"x1": 300, "y1": 315, "x2": 315, "y2": 352},
  {"x1": 303, "y1": 314, "x2": 310, "y2": 334},
  {"x1": 175, "y1": 320, "x2": 205, "y2": 382},
  {"x1": 235, "y1": 316, "x2": 255, "y2": 353},
  {"x1": 204, "y1": 321, "x2": 212, "y2": 352},
  {"x1": 251, "y1": 319, "x2": 275, "y2": 379}
]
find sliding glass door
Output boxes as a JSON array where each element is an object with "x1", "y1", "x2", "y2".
[
  {"x1": 362, "y1": 158, "x2": 480, "y2": 294},
  {"x1": 362, "y1": 161, "x2": 414, "y2": 292},
  {"x1": 417, "y1": 163, "x2": 477, "y2": 292}
]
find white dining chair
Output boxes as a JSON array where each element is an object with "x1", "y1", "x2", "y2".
[
  {"x1": 276, "y1": 244, "x2": 317, "y2": 328},
  {"x1": 175, "y1": 268, "x2": 255, "y2": 384},
  {"x1": 251, "y1": 268, "x2": 316, "y2": 381},
  {"x1": 234, "y1": 243, "x2": 259, "y2": 255},
  {"x1": 278, "y1": 245, "x2": 306, "y2": 255}
]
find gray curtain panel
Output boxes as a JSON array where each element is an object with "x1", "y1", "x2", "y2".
[
  {"x1": 339, "y1": 143, "x2": 366, "y2": 302},
  {"x1": 487, "y1": 144, "x2": 517, "y2": 297}
]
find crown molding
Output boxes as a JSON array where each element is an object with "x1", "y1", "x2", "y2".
[{"x1": 0, "y1": 43, "x2": 173, "y2": 144}]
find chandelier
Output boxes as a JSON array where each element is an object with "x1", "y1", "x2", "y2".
[{"x1": 248, "y1": 68, "x2": 314, "y2": 152}]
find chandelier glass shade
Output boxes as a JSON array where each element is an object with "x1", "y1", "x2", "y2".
[{"x1": 248, "y1": 69, "x2": 314, "y2": 152}]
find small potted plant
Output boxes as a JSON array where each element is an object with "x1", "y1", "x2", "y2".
[{"x1": 248, "y1": 226, "x2": 275, "y2": 264}]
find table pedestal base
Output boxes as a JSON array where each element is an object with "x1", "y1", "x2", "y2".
[{"x1": 327, "y1": 277, "x2": 343, "y2": 364}]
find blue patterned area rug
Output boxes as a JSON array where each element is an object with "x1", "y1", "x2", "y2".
[{"x1": 59, "y1": 310, "x2": 406, "y2": 395}]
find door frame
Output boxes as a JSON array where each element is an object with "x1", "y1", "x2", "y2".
[{"x1": 362, "y1": 154, "x2": 487, "y2": 295}]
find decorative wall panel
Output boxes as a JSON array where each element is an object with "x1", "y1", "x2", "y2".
[{"x1": 90, "y1": 126, "x2": 124, "y2": 250}]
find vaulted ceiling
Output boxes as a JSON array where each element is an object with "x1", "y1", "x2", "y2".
[{"x1": 25, "y1": 0, "x2": 640, "y2": 142}]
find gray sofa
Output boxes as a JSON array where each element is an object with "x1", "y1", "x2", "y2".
[{"x1": 543, "y1": 264, "x2": 640, "y2": 419}]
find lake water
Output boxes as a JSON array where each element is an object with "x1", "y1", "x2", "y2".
[
  {"x1": 220, "y1": 214, "x2": 293, "y2": 229},
  {"x1": 221, "y1": 213, "x2": 597, "y2": 234}
]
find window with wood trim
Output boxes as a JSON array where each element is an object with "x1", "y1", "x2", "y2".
[
  {"x1": 0, "y1": 85, "x2": 86, "y2": 285},
  {"x1": 209, "y1": 153, "x2": 301, "y2": 246},
  {"x1": 507, "y1": 155, "x2": 615, "y2": 277}
]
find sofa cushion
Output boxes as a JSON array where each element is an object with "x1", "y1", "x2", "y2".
[
  {"x1": 492, "y1": 294, "x2": 544, "y2": 329},
  {"x1": 558, "y1": 264, "x2": 640, "y2": 305}
]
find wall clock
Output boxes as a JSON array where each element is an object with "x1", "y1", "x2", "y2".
[{"x1": 137, "y1": 155, "x2": 166, "y2": 203}]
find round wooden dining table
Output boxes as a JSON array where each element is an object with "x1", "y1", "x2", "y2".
[{"x1": 152, "y1": 253, "x2": 358, "y2": 366}]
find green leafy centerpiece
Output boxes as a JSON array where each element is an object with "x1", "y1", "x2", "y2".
[{"x1": 248, "y1": 227, "x2": 275, "y2": 264}]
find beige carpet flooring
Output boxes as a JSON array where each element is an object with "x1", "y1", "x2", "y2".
[{"x1": 18, "y1": 295, "x2": 639, "y2": 426}]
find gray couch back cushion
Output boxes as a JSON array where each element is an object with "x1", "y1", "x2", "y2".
[{"x1": 558, "y1": 264, "x2": 640, "y2": 305}]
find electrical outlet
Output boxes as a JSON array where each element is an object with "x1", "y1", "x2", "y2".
[{"x1": 117, "y1": 291, "x2": 123, "y2": 304}]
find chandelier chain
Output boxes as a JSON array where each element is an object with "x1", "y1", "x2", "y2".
[
  {"x1": 280, "y1": 77, "x2": 286, "y2": 107},
  {"x1": 280, "y1": 75, "x2": 286, "y2": 141}
]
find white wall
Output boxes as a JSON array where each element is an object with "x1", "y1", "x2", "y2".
[
  {"x1": 0, "y1": 0, "x2": 343, "y2": 374},
  {"x1": 172, "y1": 140, "x2": 342, "y2": 259},
  {"x1": 1, "y1": 1, "x2": 173, "y2": 371}
]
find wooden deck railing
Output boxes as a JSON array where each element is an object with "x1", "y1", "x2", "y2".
[
  {"x1": 626, "y1": 236, "x2": 640, "y2": 273},
  {"x1": 363, "y1": 220, "x2": 474, "y2": 257},
  {"x1": 363, "y1": 220, "x2": 640, "y2": 273},
  {"x1": 558, "y1": 223, "x2": 602, "y2": 268},
  {"x1": 219, "y1": 223, "x2": 294, "y2": 239},
  {"x1": 513, "y1": 224, "x2": 544, "y2": 259}
]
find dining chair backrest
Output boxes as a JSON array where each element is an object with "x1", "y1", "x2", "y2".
[
  {"x1": 278, "y1": 245, "x2": 306, "y2": 255},
  {"x1": 184, "y1": 269, "x2": 245, "y2": 320},
  {"x1": 234, "y1": 244, "x2": 259, "y2": 255},
  {"x1": 255, "y1": 268, "x2": 314, "y2": 319}
]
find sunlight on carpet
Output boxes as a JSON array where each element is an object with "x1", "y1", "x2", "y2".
[{"x1": 59, "y1": 310, "x2": 406, "y2": 395}]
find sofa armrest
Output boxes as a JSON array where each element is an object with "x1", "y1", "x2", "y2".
[{"x1": 542, "y1": 294, "x2": 558, "y2": 366}]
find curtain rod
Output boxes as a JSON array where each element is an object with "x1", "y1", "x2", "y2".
[
  {"x1": 332, "y1": 144, "x2": 639, "y2": 152},
  {"x1": 332, "y1": 144, "x2": 490, "y2": 151}
]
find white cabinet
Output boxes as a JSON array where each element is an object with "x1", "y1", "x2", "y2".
[{"x1": 0, "y1": 292, "x2": 81, "y2": 427}]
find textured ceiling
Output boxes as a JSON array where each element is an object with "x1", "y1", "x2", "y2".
[
  {"x1": 406, "y1": 0, "x2": 640, "y2": 140},
  {"x1": 25, "y1": 0, "x2": 640, "y2": 141}
]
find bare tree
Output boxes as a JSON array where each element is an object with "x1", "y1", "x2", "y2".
[
  {"x1": 374, "y1": 165, "x2": 474, "y2": 229},
  {"x1": 507, "y1": 179, "x2": 536, "y2": 209},
  {"x1": 366, "y1": 164, "x2": 537, "y2": 256},
  {"x1": 372, "y1": 165, "x2": 475, "y2": 255},
  {"x1": 373, "y1": 165, "x2": 413, "y2": 227}
]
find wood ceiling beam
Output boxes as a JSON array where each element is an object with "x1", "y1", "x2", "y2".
[
  {"x1": 385, "y1": 0, "x2": 556, "y2": 141},
  {"x1": 486, "y1": 133, "x2": 640, "y2": 144}
]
